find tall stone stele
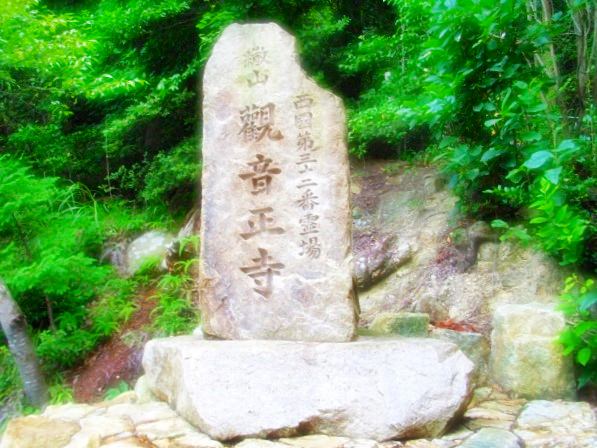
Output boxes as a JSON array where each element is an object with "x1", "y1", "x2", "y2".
[{"x1": 198, "y1": 22, "x2": 358, "y2": 341}]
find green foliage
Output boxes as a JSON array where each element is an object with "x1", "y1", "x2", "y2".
[
  {"x1": 151, "y1": 237, "x2": 200, "y2": 336},
  {"x1": 103, "y1": 381, "x2": 131, "y2": 401},
  {"x1": 0, "y1": 155, "x2": 107, "y2": 328},
  {"x1": 529, "y1": 179, "x2": 588, "y2": 266},
  {"x1": 0, "y1": 347, "x2": 21, "y2": 407},
  {"x1": 559, "y1": 275, "x2": 597, "y2": 388},
  {"x1": 48, "y1": 380, "x2": 74, "y2": 405}
]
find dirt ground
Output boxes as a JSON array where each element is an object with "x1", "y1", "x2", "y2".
[{"x1": 70, "y1": 289, "x2": 157, "y2": 402}]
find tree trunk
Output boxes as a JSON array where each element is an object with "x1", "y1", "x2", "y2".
[{"x1": 0, "y1": 280, "x2": 48, "y2": 408}]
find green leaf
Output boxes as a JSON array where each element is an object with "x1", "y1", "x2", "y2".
[
  {"x1": 556, "y1": 139, "x2": 577, "y2": 153},
  {"x1": 544, "y1": 167, "x2": 562, "y2": 185},
  {"x1": 576, "y1": 347, "x2": 591, "y2": 366},
  {"x1": 520, "y1": 131, "x2": 542, "y2": 142},
  {"x1": 481, "y1": 147, "x2": 503, "y2": 163},
  {"x1": 523, "y1": 151, "x2": 553, "y2": 169},
  {"x1": 530, "y1": 217, "x2": 548, "y2": 224},
  {"x1": 580, "y1": 290, "x2": 597, "y2": 312},
  {"x1": 484, "y1": 118, "x2": 501, "y2": 127},
  {"x1": 491, "y1": 219, "x2": 509, "y2": 229}
]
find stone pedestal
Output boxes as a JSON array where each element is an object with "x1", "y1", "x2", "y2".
[{"x1": 142, "y1": 336, "x2": 474, "y2": 442}]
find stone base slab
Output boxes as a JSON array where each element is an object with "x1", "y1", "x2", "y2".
[{"x1": 142, "y1": 336, "x2": 474, "y2": 441}]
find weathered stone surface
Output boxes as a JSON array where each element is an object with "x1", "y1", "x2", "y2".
[
  {"x1": 353, "y1": 162, "x2": 563, "y2": 336},
  {"x1": 105, "y1": 402, "x2": 178, "y2": 425},
  {"x1": 430, "y1": 329, "x2": 489, "y2": 385},
  {"x1": 402, "y1": 440, "x2": 455, "y2": 448},
  {"x1": 279, "y1": 435, "x2": 379, "y2": 448},
  {"x1": 42, "y1": 403, "x2": 96, "y2": 422},
  {"x1": 133, "y1": 375, "x2": 157, "y2": 404},
  {"x1": 143, "y1": 336, "x2": 474, "y2": 441},
  {"x1": 64, "y1": 430, "x2": 101, "y2": 448},
  {"x1": 353, "y1": 232, "x2": 411, "y2": 289},
  {"x1": 156, "y1": 433, "x2": 224, "y2": 448},
  {"x1": 368, "y1": 312, "x2": 429, "y2": 337},
  {"x1": 135, "y1": 417, "x2": 197, "y2": 441},
  {"x1": 236, "y1": 441, "x2": 290, "y2": 448},
  {"x1": 459, "y1": 428, "x2": 521, "y2": 448},
  {"x1": 463, "y1": 405, "x2": 516, "y2": 432},
  {"x1": 126, "y1": 231, "x2": 174, "y2": 276},
  {"x1": 489, "y1": 303, "x2": 576, "y2": 399},
  {"x1": 513, "y1": 400, "x2": 597, "y2": 447},
  {"x1": 199, "y1": 22, "x2": 357, "y2": 341},
  {"x1": 101, "y1": 438, "x2": 147, "y2": 448},
  {"x1": 78, "y1": 414, "x2": 133, "y2": 438},
  {"x1": 0, "y1": 415, "x2": 80, "y2": 448}
]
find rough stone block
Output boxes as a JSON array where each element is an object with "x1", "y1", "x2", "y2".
[
  {"x1": 431, "y1": 328, "x2": 489, "y2": 385},
  {"x1": 489, "y1": 303, "x2": 575, "y2": 399},
  {"x1": 143, "y1": 336, "x2": 474, "y2": 441}
]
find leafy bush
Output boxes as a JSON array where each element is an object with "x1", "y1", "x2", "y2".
[
  {"x1": 559, "y1": 275, "x2": 597, "y2": 388},
  {"x1": 151, "y1": 237, "x2": 200, "y2": 336}
]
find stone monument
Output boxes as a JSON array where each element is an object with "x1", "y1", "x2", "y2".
[
  {"x1": 143, "y1": 22, "x2": 474, "y2": 442},
  {"x1": 198, "y1": 22, "x2": 358, "y2": 342}
]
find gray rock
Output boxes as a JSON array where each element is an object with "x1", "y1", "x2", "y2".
[
  {"x1": 101, "y1": 240, "x2": 128, "y2": 276},
  {"x1": 353, "y1": 232, "x2": 411, "y2": 289},
  {"x1": 431, "y1": 329, "x2": 489, "y2": 385},
  {"x1": 460, "y1": 428, "x2": 521, "y2": 448},
  {"x1": 143, "y1": 336, "x2": 474, "y2": 441},
  {"x1": 514, "y1": 400, "x2": 597, "y2": 448},
  {"x1": 198, "y1": 22, "x2": 357, "y2": 342},
  {"x1": 133, "y1": 375, "x2": 156, "y2": 404},
  {"x1": 125, "y1": 231, "x2": 174, "y2": 276},
  {"x1": 489, "y1": 303, "x2": 576, "y2": 400}
]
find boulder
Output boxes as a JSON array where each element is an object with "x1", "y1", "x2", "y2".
[
  {"x1": 514, "y1": 400, "x2": 597, "y2": 447},
  {"x1": 0, "y1": 415, "x2": 80, "y2": 448},
  {"x1": 430, "y1": 329, "x2": 489, "y2": 385},
  {"x1": 459, "y1": 428, "x2": 521, "y2": 448},
  {"x1": 489, "y1": 303, "x2": 576, "y2": 399},
  {"x1": 353, "y1": 232, "x2": 411, "y2": 289},
  {"x1": 125, "y1": 231, "x2": 174, "y2": 276},
  {"x1": 143, "y1": 336, "x2": 474, "y2": 441},
  {"x1": 198, "y1": 22, "x2": 357, "y2": 342}
]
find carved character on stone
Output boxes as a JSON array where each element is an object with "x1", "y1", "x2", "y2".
[
  {"x1": 239, "y1": 154, "x2": 281, "y2": 195},
  {"x1": 239, "y1": 104, "x2": 283, "y2": 142},
  {"x1": 240, "y1": 208, "x2": 285, "y2": 240},
  {"x1": 240, "y1": 248, "x2": 285, "y2": 299}
]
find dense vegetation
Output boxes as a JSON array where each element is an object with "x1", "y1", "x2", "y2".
[{"x1": 0, "y1": 0, "x2": 595, "y2": 412}]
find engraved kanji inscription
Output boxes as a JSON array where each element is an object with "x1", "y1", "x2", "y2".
[
  {"x1": 240, "y1": 248, "x2": 285, "y2": 299},
  {"x1": 293, "y1": 94, "x2": 315, "y2": 109},
  {"x1": 300, "y1": 237, "x2": 322, "y2": 259},
  {"x1": 299, "y1": 213, "x2": 320, "y2": 236},
  {"x1": 297, "y1": 189, "x2": 319, "y2": 211},
  {"x1": 243, "y1": 46, "x2": 267, "y2": 67},
  {"x1": 240, "y1": 207, "x2": 285, "y2": 240},
  {"x1": 247, "y1": 70, "x2": 268, "y2": 86},
  {"x1": 239, "y1": 103, "x2": 283, "y2": 142},
  {"x1": 297, "y1": 178, "x2": 317, "y2": 189},
  {"x1": 297, "y1": 131, "x2": 317, "y2": 152},
  {"x1": 295, "y1": 111, "x2": 313, "y2": 129},
  {"x1": 296, "y1": 153, "x2": 317, "y2": 173},
  {"x1": 239, "y1": 154, "x2": 281, "y2": 195}
]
